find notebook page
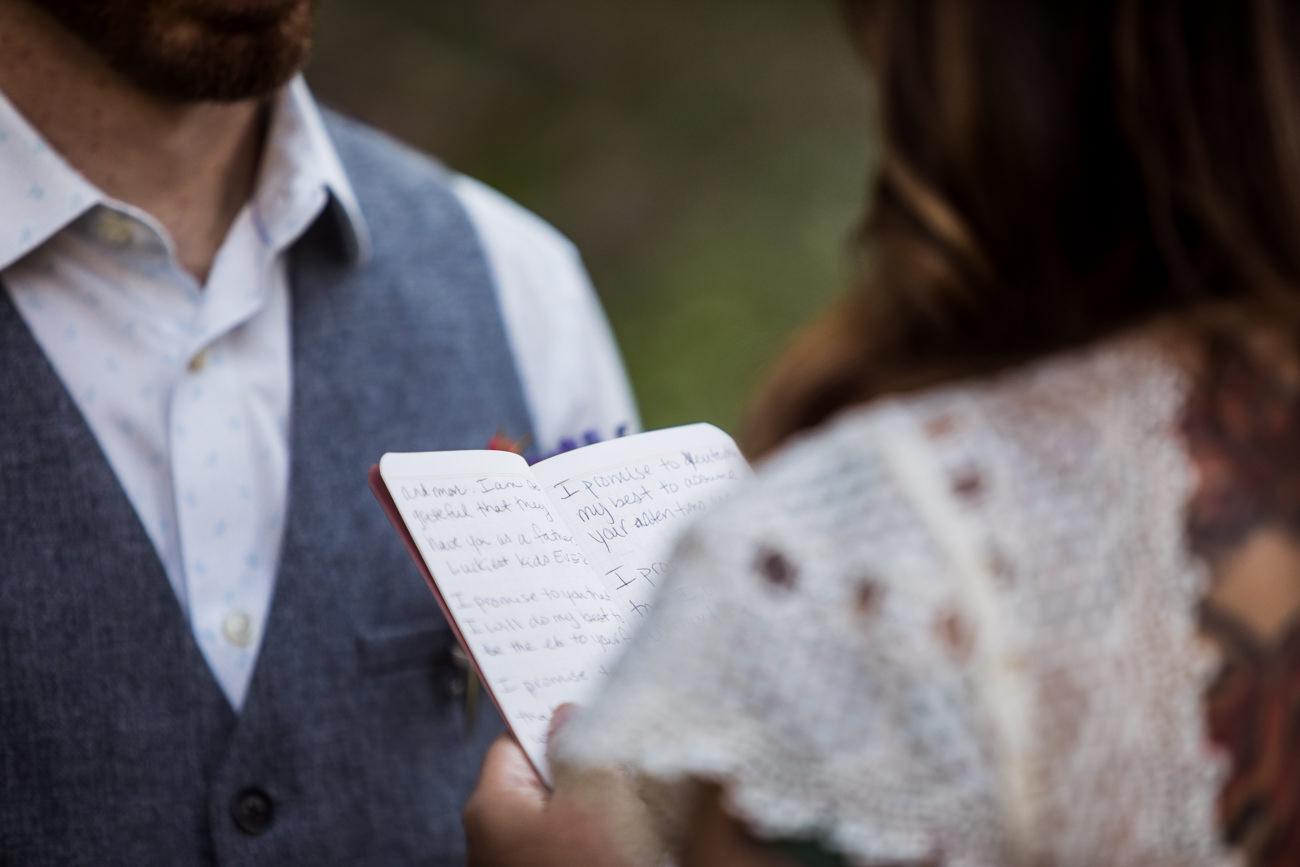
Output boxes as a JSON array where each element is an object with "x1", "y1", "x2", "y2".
[
  {"x1": 531, "y1": 424, "x2": 752, "y2": 623},
  {"x1": 379, "y1": 450, "x2": 625, "y2": 781}
]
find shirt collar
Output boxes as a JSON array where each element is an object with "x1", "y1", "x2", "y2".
[
  {"x1": 255, "y1": 76, "x2": 372, "y2": 263},
  {"x1": 0, "y1": 90, "x2": 100, "y2": 271},
  {"x1": 0, "y1": 74, "x2": 371, "y2": 273}
]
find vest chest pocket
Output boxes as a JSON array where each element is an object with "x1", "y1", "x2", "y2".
[{"x1": 355, "y1": 620, "x2": 454, "y2": 677}]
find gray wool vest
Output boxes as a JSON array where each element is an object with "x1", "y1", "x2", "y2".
[{"x1": 0, "y1": 112, "x2": 534, "y2": 865}]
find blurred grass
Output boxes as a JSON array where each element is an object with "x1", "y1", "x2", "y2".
[{"x1": 308, "y1": 0, "x2": 871, "y2": 434}]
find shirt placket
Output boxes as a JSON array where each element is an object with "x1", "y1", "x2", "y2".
[{"x1": 169, "y1": 208, "x2": 288, "y2": 709}]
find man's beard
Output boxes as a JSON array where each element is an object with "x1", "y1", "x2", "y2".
[{"x1": 26, "y1": 0, "x2": 320, "y2": 102}]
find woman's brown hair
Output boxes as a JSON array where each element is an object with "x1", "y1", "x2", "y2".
[{"x1": 744, "y1": 0, "x2": 1300, "y2": 456}]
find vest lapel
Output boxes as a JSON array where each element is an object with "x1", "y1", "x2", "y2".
[
  {"x1": 234, "y1": 147, "x2": 539, "y2": 728},
  {"x1": 206, "y1": 144, "x2": 535, "y2": 859},
  {"x1": 0, "y1": 285, "x2": 235, "y2": 858},
  {"x1": 0, "y1": 285, "x2": 236, "y2": 715}
]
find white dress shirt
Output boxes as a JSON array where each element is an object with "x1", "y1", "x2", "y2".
[{"x1": 2, "y1": 77, "x2": 637, "y2": 709}]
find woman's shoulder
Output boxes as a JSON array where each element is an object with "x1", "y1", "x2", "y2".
[
  {"x1": 714, "y1": 328, "x2": 1190, "y2": 578},
  {"x1": 637, "y1": 329, "x2": 1222, "y2": 864},
  {"x1": 559, "y1": 328, "x2": 1226, "y2": 866}
]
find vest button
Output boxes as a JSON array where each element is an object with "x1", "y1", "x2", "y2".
[{"x1": 231, "y1": 788, "x2": 274, "y2": 835}]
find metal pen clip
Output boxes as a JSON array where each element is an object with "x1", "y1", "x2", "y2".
[{"x1": 450, "y1": 644, "x2": 481, "y2": 734}]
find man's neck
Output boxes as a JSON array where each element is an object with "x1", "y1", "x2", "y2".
[{"x1": 0, "y1": 1, "x2": 266, "y2": 283}]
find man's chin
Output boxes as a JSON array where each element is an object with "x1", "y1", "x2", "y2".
[
  {"x1": 26, "y1": 0, "x2": 319, "y2": 102},
  {"x1": 130, "y1": 12, "x2": 318, "y2": 103},
  {"x1": 173, "y1": 0, "x2": 310, "y2": 35}
]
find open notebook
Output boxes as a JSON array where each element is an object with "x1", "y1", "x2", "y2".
[{"x1": 370, "y1": 423, "x2": 751, "y2": 782}]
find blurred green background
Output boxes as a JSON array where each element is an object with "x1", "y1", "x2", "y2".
[{"x1": 308, "y1": 0, "x2": 871, "y2": 435}]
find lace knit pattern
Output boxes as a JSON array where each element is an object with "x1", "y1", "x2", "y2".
[{"x1": 554, "y1": 334, "x2": 1239, "y2": 866}]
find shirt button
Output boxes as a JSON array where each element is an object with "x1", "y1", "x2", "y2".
[
  {"x1": 231, "y1": 788, "x2": 274, "y2": 835},
  {"x1": 222, "y1": 611, "x2": 255, "y2": 648},
  {"x1": 187, "y1": 347, "x2": 211, "y2": 373}
]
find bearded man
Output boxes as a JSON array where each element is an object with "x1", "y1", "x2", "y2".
[{"x1": 0, "y1": 0, "x2": 636, "y2": 863}]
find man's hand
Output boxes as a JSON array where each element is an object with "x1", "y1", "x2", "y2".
[{"x1": 463, "y1": 707, "x2": 631, "y2": 867}]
